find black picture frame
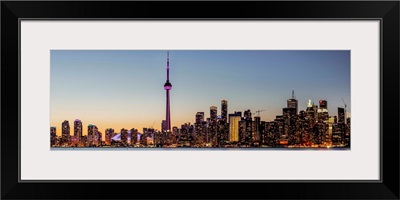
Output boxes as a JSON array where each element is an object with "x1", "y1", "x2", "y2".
[{"x1": 1, "y1": 1, "x2": 399, "y2": 199}]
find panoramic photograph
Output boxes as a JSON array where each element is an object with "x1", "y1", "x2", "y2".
[{"x1": 50, "y1": 50, "x2": 350, "y2": 149}]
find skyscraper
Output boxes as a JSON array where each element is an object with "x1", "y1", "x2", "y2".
[
  {"x1": 121, "y1": 128, "x2": 128, "y2": 146},
  {"x1": 195, "y1": 112, "x2": 205, "y2": 143},
  {"x1": 319, "y1": 100, "x2": 328, "y2": 109},
  {"x1": 164, "y1": 52, "x2": 172, "y2": 132},
  {"x1": 283, "y1": 107, "x2": 296, "y2": 144},
  {"x1": 131, "y1": 128, "x2": 138, "y2": 145},
  {"x1": 253, "y1": 116, "x2": 261, "y2": 144},
  {"x1": 306, "y1": 99, "x2": 318, "y2": 125},
  {"x1": 263, "y1": 121, "x2": 277, "y2": 146},
  {"x1": 105, "y1": 128, "x2": 114, "y2": 146},
  {"x1": 221, "y1": 99, "x2": 228, "y2": 123},
  {"x1": 50, "y1": 127, "x2": 56, "y2": 146},
  {"x1": 287, "y1": 90, "x2": 298, "y2": 114},
  {"x1": 327, "y1": 116, "x2": 335, "y2": 143},
  {"x1": 318, "y1": 100, "x2": 329, "y2": 123},
  {"x1": 161, "y1": 120, "x2": 167, "y2": 133},
  {"x1": 87, "y1": 124, "x2": 98, "y2": 147},
  {"x1": 61, "y1": 120, "x2": 70, "y2": 146},
  {"x1": 275, "y1": 115, "x2": 285, "y2": 141},
  {"x1": 229, "y1": 113, "x2": 241, "y2": 142},
  {"x1": 172, "y1": 126, "x2": 179, "y2": 144},
  {"x1": 210, "y1": 106, "x2": 217, "y2": 124},
  {"x1": 243, "y1": 109, "x2": 253, "y2": 145},
  {"x1": 195, "y1": 112, "x2": 204, "y2": 123},
  {"x1": 74, "y1": 119, "x2": 82, "y2": 144},
  {"x1": 234, "y1": 111, "x2": 242, "y2": 119},
  {"x1": 337, "y1": 107, "x2": 346, "y2": 147},
  {"x1": 338, "y1": 107, "x2": 345, "y2": 124},
  {"x1": 238, "y1": 120, "x2": 246, "y2": 144},
  {"x1": 209, "y1": 106, "x2": 218, "y2": 144},
  {"x1": 95, "y1": 131, "x2": 102, "y2": 146},
  {"x1": 332, "y1": 123, "x2": 342, "y2": 145}
]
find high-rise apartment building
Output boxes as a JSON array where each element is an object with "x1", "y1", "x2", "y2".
[
  {"x1": 74, "y1": 119, "x2": 82, "y2": 143},
  {"x1": 62, "y1": 120, "x2": 70, "y2": 146},
  {"x1": 221, "y1": 99, "x2": 228, "y2": 123}
]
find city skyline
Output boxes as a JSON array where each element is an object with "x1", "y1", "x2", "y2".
[
  {"x1": 50, "y1": 50, "x2": 350, "y2": 138},
  {"x1": 51, "y1": 97, "x2": 350, "y2": 148}
]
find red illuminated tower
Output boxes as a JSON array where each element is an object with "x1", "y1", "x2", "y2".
[{"x1": 164, "y1": 52, "x2": 172, "y2": 132}]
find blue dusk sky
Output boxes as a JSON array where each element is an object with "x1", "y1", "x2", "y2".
[{"x1": 50, "y1": 50, "x2": 350, "y2": 136}]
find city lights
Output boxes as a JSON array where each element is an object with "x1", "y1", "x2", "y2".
[{"x1": 50, "y1": 96, "x2": 350, "y2": 148}]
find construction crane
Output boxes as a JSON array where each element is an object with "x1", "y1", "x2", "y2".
[
  {"x1": 342, "y1": 97, "x2": 347, "y2": 125},
  {"x1": 148, "y1": 121, "x2": 156, "y2": 129},
  {"x1": 253, "y1": 110, "x2": 266, "y2": 117}
]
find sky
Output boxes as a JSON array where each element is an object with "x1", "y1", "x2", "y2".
[{"x1": 50, "y1": 50, "x2": 350, "y2": 137}]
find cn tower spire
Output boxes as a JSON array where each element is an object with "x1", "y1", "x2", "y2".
[
  {"x1": 167, "y1": 51, "x2": 170, "y2": 80},
  {"x1": 164, "y1": 51, "x2": 172, "y2": 132}
]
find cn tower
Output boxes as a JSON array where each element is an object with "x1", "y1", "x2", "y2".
[{"x1": 164, "y1": 52, "x2": 172, "y2": 132}]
